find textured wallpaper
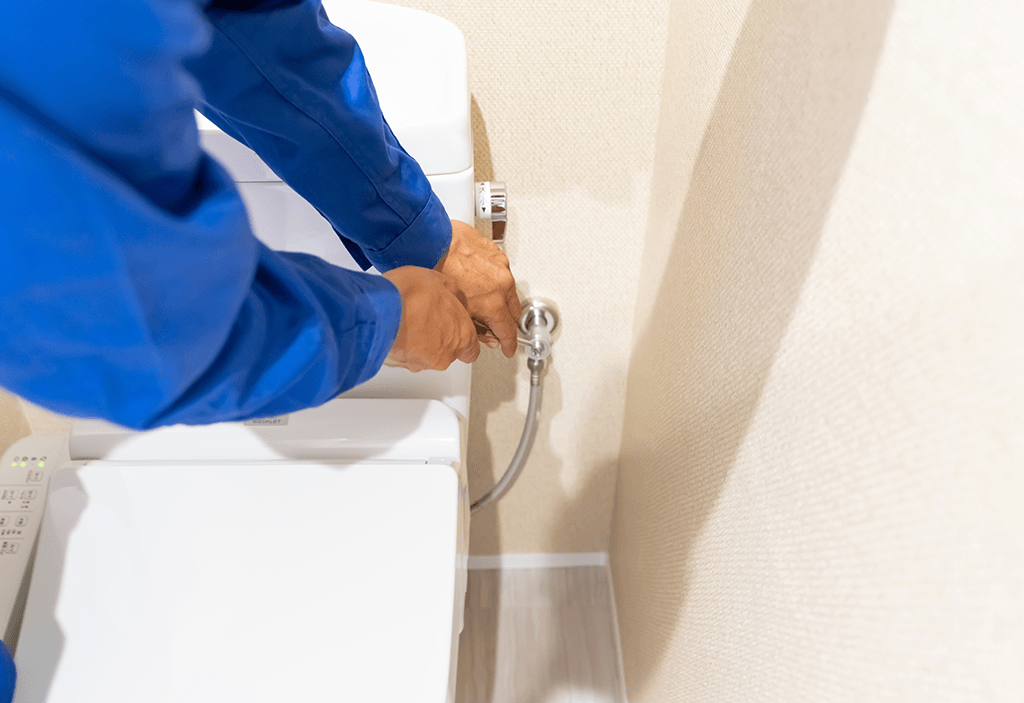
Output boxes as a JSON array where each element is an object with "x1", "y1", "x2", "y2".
[
  {"x1": 611, "y1": 0, "x2": 1024, "y2": 701},
  {"x1": 374, "y1": 0, "x2": 671, "y2": 553},
  {"x1": 1, "y1": 0, "x2": 672, "y2": 556}
]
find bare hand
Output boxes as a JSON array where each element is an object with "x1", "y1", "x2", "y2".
[
  {"x1": 382, "y1": 266, "x2": 480, "y2": 372},
  {"x1": 435, "y1": 220, "x2": 522, "y2": 358}
]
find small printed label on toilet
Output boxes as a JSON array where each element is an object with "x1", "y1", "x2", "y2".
[{"x1": 243, "y1": 415, "x2": 289, "y2": 426}]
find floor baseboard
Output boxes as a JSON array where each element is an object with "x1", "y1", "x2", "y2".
[{"x1": 467, "y1": 552, "x2": 609, "y2": 570}]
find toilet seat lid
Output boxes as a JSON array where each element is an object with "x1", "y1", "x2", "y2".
[{"x1": 14, "y1": 459, "x2": 460, "y2": 703}]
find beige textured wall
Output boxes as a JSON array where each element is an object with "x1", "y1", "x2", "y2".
[
  {"x1": 0, "y1": 390, "x2": 32, "y2": 458},
  {"x1": 377, "y1": 0, "x2": 670, "y2": 553},
  {"x1": 611, "y1": 0, "x2": 1024, "y2": 701}
]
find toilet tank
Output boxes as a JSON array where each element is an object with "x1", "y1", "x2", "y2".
[
  {"x1": 200, "y1": 0, "x2": 472, "y2": 185},
  {"x1": 197, "y1": 0, "x2": 475, "y2": 420}
]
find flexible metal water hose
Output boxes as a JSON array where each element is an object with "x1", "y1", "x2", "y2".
[
  {"x1": 470, "y1": 357, "x2": 545, "y2": 513},
  {"x1": 469, "y1": 298, "x2": 557, "y2": 513}
]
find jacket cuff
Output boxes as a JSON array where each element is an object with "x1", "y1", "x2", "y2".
[
  {"x1": 336, "y1": 231, "x2": 374, "y2": 271},
  {"x1": 363, "y1": 193, "x2": 452, "y2": 272},
  {"x1": 354, "y1": 274, "x2": 403, "y2": 386}
]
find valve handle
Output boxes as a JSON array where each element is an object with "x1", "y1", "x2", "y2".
[{"x1": 475, "y1": 181, "x2": 507, "y2": 243}]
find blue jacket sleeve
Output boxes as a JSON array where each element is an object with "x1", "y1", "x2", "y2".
[
  {"x1": 189, "y1": 0, "x2": 453, "y2": 272},
  {"x1": 0, "y1": 0, "x2": 402, "y2": 429},
  {"x1": 0, "y1": 640, "x2": 13, "y2": 703}
]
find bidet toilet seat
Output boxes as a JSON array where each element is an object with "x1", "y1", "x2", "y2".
[{"x1": 13, "y1": 399, "x2": 467, "y2": 703}]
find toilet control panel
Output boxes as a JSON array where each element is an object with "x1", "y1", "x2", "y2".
[{"x1": 0, "y1": 435, "x2": 67, "y2": 644}]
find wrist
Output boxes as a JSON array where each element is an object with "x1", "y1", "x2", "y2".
[{"x1": 368, "y1": 194, "x2": 452, "y2": 271}]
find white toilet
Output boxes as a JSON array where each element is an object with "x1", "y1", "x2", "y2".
[{"x1": 0, "y1": 2, "x2": 473, "y2": 701}]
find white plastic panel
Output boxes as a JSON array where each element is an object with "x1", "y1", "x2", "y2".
[
  {"x1": 69, "y1": 399, "x2": 461, "y2": 465},
  {"x1": 198, "y1": 0, "x2": 470, "y2": 180},
  {"x1": 337, "y1": 363, "x2": 472, "y2": 423},
  {"x1": 0, "y1": 436, "x2": 68, "y2": 642},
  {"x1": 14, "y1": 459, "x2": 459, "y2": 703},
  {"x1": 236, "y1": 169, "x2": 476, "y2": 270},
  {"x1": 324, "y1": 0, "x2": 471, "y2": 175},
  {"x1": 197, "y1": 123, "x2": 279, "y2": 182}
]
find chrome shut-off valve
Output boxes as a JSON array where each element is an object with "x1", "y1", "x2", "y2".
[
  {"x1": 475, "y1": 181, "x2": 506, "y2": 243},
  {"x1": 519, "y1": 299, "x2": 559, "y2": 365}
]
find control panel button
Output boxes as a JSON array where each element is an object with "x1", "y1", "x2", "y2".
[
  {"x1": 20, "y1": 489, "x2": 37, "y2": 500},
  {"x1": 1, "y1": 489, "x2": 19, "y2": 501},
  {"x1": 27, "y1": 470, "x2": 43, "y2": 483},
  {"x1": 0, "y1": 517, "x2": 8, "y2": 527},
  {"x1": 14, "y1": 517, "x2": 27, "y2": 528},
  {"x1": 1, "y1": 542, "x2": 18, "y2": 555}
]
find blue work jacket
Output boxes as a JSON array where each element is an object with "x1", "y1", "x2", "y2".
[{"x1": 0, "y1": 0, "x2": 451, "y2": 430}]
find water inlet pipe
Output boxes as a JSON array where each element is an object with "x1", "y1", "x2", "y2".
[{"x1": 470, "y1": 299, "x2": 558, "y2": 514}]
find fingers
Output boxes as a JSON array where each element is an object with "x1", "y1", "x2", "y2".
[
  {"x1": 482, "y1": 308, "x2": 519, "y2": 358},
  {"x1": 440, "y1": 308, "x2": 478, "y2": 368},
  {"x1": 507, "y1": 287, "x2": 525, "y2": 327},
  {"x1": 472, "y1": 288, "x2": 524, "y2": 358},
  {"x1": 437, "y1": 221, "x2": 523, "y2": 357},
  {"x1": 386, "y1": 212, "x2": 526, "y2": 369},
  {"x1": 457, "y1": 337, "x2": 481, "y2": 364},
  {"x1": 502, "y1": 288, "x2": 524, "y2": 357},
  {"x1": 382, "y1": 266, "x2": 479, "y2": 372},
  {"x1": 475, "y1": 320, "x2": 501, "y2": 349},
  {"x1": 442, "y1": 277, "x2": 480, "y2": 364}
]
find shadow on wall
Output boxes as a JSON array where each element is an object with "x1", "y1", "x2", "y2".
[
  {"x1": 610, "y1": 0, "x2": 895, "y2": 700},
  {"x1": 465, "y1": 348, "x2": 568, "y2": 552},
  {"x1": 465, "y1": 94, "x2": 503, "y2": 555},
  {"x1": 468, "y1": 97, "x2": 497, "y2": 242},
  {"x1": 465, "y1": 94, "x2": 516, "y2": 555}
]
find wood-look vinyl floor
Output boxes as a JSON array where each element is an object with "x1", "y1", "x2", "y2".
[{"x1": 456, "y1": 566, "x2": 627, "y2": 703}]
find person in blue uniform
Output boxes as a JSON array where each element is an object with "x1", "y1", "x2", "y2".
[
  {"x1": 0, "y1": 0, "x2": 521, "y2": 433},
  {"x1": 1, "y1": 1, "x2": 520, "y2": 696}
]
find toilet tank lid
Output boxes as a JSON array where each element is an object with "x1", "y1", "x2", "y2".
[
  {"x1": 197, "y1": 0, "x2": 472, "y2": 176},
  {"x1": 69, "y1": 399, "x2": 462, "y2": 465}
]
